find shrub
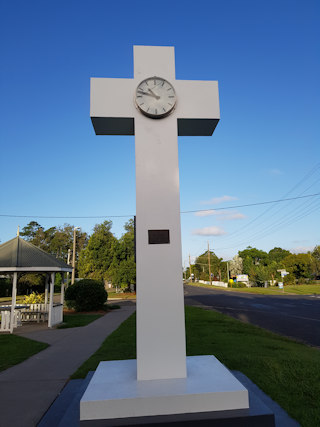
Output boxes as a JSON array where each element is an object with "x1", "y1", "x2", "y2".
[
  {"x1": 231, "y1": 282, "x2": 247, "y2": 288},
  {"x1": 23, "y1": 292, "x2": 44, "y2": 304},
  {"x1": 284, "y1": 274, "x2": 295, "y2": 286},
  {"x1": 65, "y1": 279, "x2": 108, "y2": 312}
]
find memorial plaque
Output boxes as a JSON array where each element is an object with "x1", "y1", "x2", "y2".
[{"x1": 148, "y1": 229, "x2": 170, "y2": 244}]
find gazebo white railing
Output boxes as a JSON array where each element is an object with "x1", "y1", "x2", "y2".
[{"x1": 0, "y1": 236, "x2": 72, "y2": 333}]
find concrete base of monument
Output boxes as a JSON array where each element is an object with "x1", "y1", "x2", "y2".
[{"x1": 80, "y1": 355, "x2": 251, "y2": 424}]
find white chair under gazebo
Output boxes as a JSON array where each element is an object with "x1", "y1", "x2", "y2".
[{"x1": 0, "y1": 236, "x2": 72, "y2": 333}]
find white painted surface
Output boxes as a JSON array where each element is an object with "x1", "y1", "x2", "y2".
[
  {"x1": 51, "y1": 304, "x2": 63, "y2": 326},
  {"x1": 10, "y1": 272, "x2": 17, "y2": 333},
  {"x1": 90, "y1": 45, "x2": 220, "y2": 381},
  {"x1": 90, "y1": 78, "x2": 136, "y2": 118},
  {"x1": 48, "y1": 272, "x2": 55, "y2": 328},
  {"x1": 0, "y1": 310, "x2": 15, "y2": 331},
  {"x1": 175, "y1": 80, "x2": 220, "y2": 119},
  {"x1": 199, "y1": 280, "x2": 228, "y2": 288},
  {"x1": 80, "y1": 356, "x2": 249, "y2": 421}
]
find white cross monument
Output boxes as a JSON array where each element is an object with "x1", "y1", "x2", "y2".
[{"x1": 80, "y1": 46, "x2": 249, "y2": 425}]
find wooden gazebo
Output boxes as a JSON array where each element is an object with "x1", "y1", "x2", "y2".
[{"x1": 0, "y1": 236, "x2": 72, "y2": 333}]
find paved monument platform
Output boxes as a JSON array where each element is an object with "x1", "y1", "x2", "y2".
[
  {"x1": 39, "y1": 369, "x2": 299, "y2": 427},
  {"x1": 80, "y1": 356, "x2": 249, "y2": 422}
]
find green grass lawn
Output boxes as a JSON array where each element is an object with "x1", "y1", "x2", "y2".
[
  {"x1": 108, "y1": 291, "x2": 136, "y2": 299},
  {"x1": 0, "y1": 295, "x2": 25, "y2": 304},
  {"x1": 188, "y1": 282, "x2": 320, "y2": 295},
  {"x1": 0, "y1": 335, "x2": 48, "y2": 372},
  {"x1": 72, "y1": 306, "x2": 320, "y2": 427},
  {"x1": 57, "y1": 313, "x2": 103, "y2": 329}
]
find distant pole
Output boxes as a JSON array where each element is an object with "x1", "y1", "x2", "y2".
[
  {"x1": 208, "y1": 241, "x2": 212, "y2": 286},
  {"x1": 71, "y1": 227, "x2": 80, "y2": 284},
  {"x1": 189, "y1": 254, "x2": 192, "y2": 281},
  {"x1": 227, "y1": 261, "x2": 230, "y2": 283},
  {"x1": 66, "y1": 249, "x2": 71, "y2": 287}
]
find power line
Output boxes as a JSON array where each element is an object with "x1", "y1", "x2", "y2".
[
  {"x1": 214, "y1": 199, "x2": 320, "y2": 251},
  {"x1": 181, "y1": 193, "x2": 320, "y2": 213},
  {"x1": 1, "y1": 193, "x2": 319, "y2": 219},
  {"x1": 217, "y1": 164, "x2": 320, "y2": 241}
]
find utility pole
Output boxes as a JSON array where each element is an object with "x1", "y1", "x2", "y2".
[
  {"x1": 208, "y1": 241, "x2": 212, "y2": 286},
  {"x1": 71, "y1": 227, "x2": 80, "y2": 285},
  {"x1": 189, "y1": 254, "x2": 192, "y2": 281},
  {"x1": 66, "y1": 249, "x2": 71, "y2": 287},
  {"x1": 227, "y1": 261, "x2": 230, "y2": 283}
]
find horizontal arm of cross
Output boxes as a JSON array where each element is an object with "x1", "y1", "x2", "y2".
[
  {"x1": 175, "y1": 80, "x2": 220, "y2": 136},
  {"x1": 90, "y1": 77, "x2": 220, "y2": 136},
  {"x1": 91, "y1": 78, "x2": 136, "y2": 135}
]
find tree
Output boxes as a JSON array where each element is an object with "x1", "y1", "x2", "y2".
[
  {"x1": 20, "y1": 221, "x2": 42, "y2": 241},
  {"x1": 19, "y1": 221, "x2": 88, "y2": 263},
  {"x1": 239, "y1": 247, "x2": 269, "y2": 268},
  {"x1": 108, "y1": 219, "x2": 136, "y2": 289},
  {"x1": 229, "y1": 255, "x2": 243, "y2": 277},
  {"x1": 311, "y1": 245, "x2": 320, "y2": 278},
  {"x1": 282, "y1": 253, "x2": 312, "y2": 280},
  {"x1": 78, "y1": 221, "x2": 117, "y2": 281},
  {"x1": 194, "y1": 251, "x2": 224, "y2": 281},
  {"x1": 268, "y1": 247, "x2": 291, "y2": 264}
]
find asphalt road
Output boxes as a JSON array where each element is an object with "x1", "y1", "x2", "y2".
[{"x1": 184, "y1": 284, "x2": 320, "y2": 348}]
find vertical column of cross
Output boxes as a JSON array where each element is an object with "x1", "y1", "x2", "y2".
[{"x1": 134, "y1": 46, "x2": 187, "y2": 381}]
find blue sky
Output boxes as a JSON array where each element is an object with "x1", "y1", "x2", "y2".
[{"x1": 1, "y1": 0, "x2": 319, "y2": 266}]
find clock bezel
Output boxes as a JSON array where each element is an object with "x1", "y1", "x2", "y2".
[{"x1": 134, "y1": 76, "x2": 177, "y2": 119}]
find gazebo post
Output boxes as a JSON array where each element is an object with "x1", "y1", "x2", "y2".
[
  {"x1": 60, "y1": 273, "x2": 65, "y2": 305},
  {"x1": 48, "y1": 272, "x2": 55, "y2": 328},
  {"x1": 10, "y1": 272, "x2": 18, "y2": 334},
  {"x1": 44, "y1": 274, "x2": 49, "y2": 306}
]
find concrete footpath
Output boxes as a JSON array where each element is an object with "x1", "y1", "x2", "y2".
[{"x1": 0, "y1": 302, "x2": 136, "y2": 427}]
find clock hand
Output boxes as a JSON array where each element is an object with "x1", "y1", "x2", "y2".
[
  {"x1": 137, "y1": 90, "x2": 156, "y2": 98},
  {"x1": 148, "y1": 88, "x2": 160, "y2": 100}
]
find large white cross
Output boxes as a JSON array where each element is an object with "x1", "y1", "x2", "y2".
[{"x1": 90, "y1": 46, "x2": 219, "y2": 381}]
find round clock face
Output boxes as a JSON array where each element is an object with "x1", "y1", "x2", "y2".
[{"x1": 135, "y1": 77, "x2": 177, "y2": 119}]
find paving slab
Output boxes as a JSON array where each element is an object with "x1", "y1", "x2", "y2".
[{"x1": 0, "y1": 302, "x2": 136, "y2": 427}]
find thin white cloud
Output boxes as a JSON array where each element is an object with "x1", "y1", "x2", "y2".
[
  {"x1": 195, "y1": 210, "x2": 246, "y2": 220},
  {"x1": 192, "y1": 226, "x2": 226, "y2": 236},
  {"x1": 202, "y1": 195, "x2": 238, "y2": 205},
  {"x1": 291, "y1": 246, "x2": 314, "y2": 254},
  {"x1": 195, "y1": 210, "x2": 217, "y2": 217},
  {"x1": 268, "y1": 169, "x2": 283, "y2": 176}
]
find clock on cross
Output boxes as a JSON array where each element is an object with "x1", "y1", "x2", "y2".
[{"x1": 135, "y1": 76, "x2": 177, "y2": 118}]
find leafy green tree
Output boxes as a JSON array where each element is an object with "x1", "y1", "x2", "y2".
[
  {"x1": 19, "y1": 221, "x2": 88, "y2": 264},
  {"x1": 229, "y1": 255, "x2": 243, "y2": 277},
  {"x1": 17, "y1": 273, "x2": 46, "y2": 294},
  {"x1": 282, "y1": 253, "x2": 312, "y2": 280},
  {"x1": 311, "y1": 245, "x2": 320, "y2": 278},
  {"x1": 268, "y1": 247, "x2": 291, "y2": 264},
  {"x1": 239, "y1": 247, "x2": 269, "y2": 267},
  {"x1": 20, "y1": 221, "x2": 42, "y2": 241},
  {"x1": 78, "y1": 221, "x2": 117, "y2": 281},
  {"x1": 194, "y1": 251, "x2": 224, "y2": 281},
  {"x1": 108, "y1": 219, "x2": 136, "y2": 289}
]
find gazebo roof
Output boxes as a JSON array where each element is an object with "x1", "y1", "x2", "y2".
[{"x1": 0, "y1": 236, "x2": 72, "y2": 272}]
